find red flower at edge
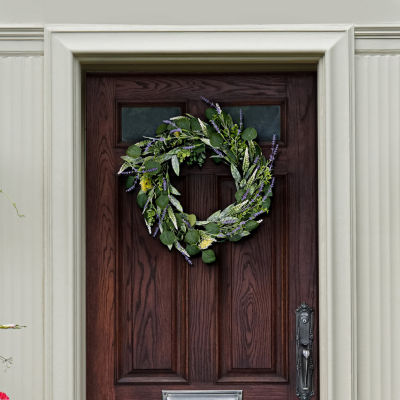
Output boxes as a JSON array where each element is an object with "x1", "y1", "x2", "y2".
[{"x1": 0, "y1": 393, "x2": 9, "y2": 400}]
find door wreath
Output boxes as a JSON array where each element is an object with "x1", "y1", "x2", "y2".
[{"x1": 118, "y1": 97, "x2": 278, "y2": 264}]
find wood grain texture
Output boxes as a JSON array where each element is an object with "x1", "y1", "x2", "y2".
[{"x1": 86, "y1": 72, "x2": 318, "y2": 400}]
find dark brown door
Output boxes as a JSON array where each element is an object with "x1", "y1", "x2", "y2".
[{"x1": 86, "y1": 72, "x2": 318, "y2": 399}]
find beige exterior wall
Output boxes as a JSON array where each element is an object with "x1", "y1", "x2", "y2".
[
  {"x1": 1, "y1": 0, "x2": 400, "y2": 24},
  {"x1": 0, "y1": 24, "x2": 400, "y2": 400}
]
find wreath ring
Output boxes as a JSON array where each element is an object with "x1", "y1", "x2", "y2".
[{"x1": 118, "y1": 97, "x2": 278, "y2": 264}]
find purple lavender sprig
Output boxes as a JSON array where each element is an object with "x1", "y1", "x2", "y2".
[
  {"x1": 143, "y1": 196, "x2": 152, "y2": 213},
  {"x1": 182, "y1": 217, "x2": 191, "y2": 229},
  {"x1": 141, "y1": 167, "x2": 158, "y2": 174},
  {"x1": 262, "y1": 177, "x2": 275, "y2": 201},
  {"x1": 125, "y1": 176, "x2": 139, "y2": 192},
  {"x1": 200, "y1": 96, "x2": 215, "y2": 107},
  {"x1": 163, "y1": 119, "x2": 178, "y2": 127},
  {"x1": 239, "y1": 109, "x2": 243, "y2": 133},
  {"x1": 251, "y1": 210, "x2": 265, "y2": 219},
  {"x1": 176, "y1": 242, "x2": 193, "y2": 265},
  {"x1": 163, "y1": 178, "x2": 167, "y2": 191},
  {"x1": 269, "y1": 134, "x2": 279, "y2": 168},
  {"x1": 200, "y1": 96, "x2": 221, "y2": 115},
  {"x1": 170, "y1": 128, "x2": 182, "y2": 135},
  {"x1": 152, "y1": 207, "x2": 167, "y2": 237},
  {"x1": 183, "y1": 145, "x2": 195, "y2": 150},
  {"x1": 230, "y1": 221, "x2": 246, "y2": 235},
  {"x1": 212, "y1": 148, "x2": 224, "y2": 158},
  {"x1": 222, "y1": 219, "x2": 237, "y2": 224},
  {"x1": 253, "y1": 155, "x2": 260, "y2": 165},
  {"x1": 241, "y1": 189, "x2": 249, "y2": 201},
  {"x1": 119, "y1": 167, "x2": 137, "y2": 175},
  {"x1": 210, "y1": 120, "x2": 221, "y2": 134},
  {"x1": 144, "y1": 137, "x2": 165, "y2": 154}
]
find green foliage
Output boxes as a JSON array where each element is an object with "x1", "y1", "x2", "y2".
[
  {"x1": 160, "y1": 230, "x2": 176, "y2": 246},
  {"x1": 205, "y1": 222, "x2": 219, "y2": 234},
  {"x1": 241, "y1": 127, "x2": 258, "y2": 141},
  {"x1": 209, "y1": 132, "x2": 224, "y2": 148},
  {"x1": 202, "y1": 249, "x2": 216, "y2": 264},
  {"x1": 127, "y1": 145, "x2": 142, "y2": 158},
  {"x1": 126, "y1": 175, "x2": 135, "y2": 189},
  {"x1": 144, "y1": 160, "x2": 161, "y2": 175},
  {"x1": 118, "y1": 101, "x2": 277, "y2": 265},
  {"x1": 186, "y1": 244, "x2": 201, "y2": 256},
  {"x1": 245, "y1": 220, "x2": 259, "y2": 231},
  {"x1": 156, "y1": 194, "x2": 169, "y2": 209},
  {"x1": 185, "y1": 229, "x2": 200, "y2": 245},
  {"x1": 137, "y1": 192, "x2": 148, "y2": 208}
]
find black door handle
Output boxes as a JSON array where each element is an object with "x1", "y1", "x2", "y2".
[{"x1": 296, "y1": 303, "x2": 314, "y2": 399}]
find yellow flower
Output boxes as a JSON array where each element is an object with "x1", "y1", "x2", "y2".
[
  {"x1": 173, "y1": 130, "x2": 180, "y2": 137},
  {"x1": 140, "y1": 175, "x2": 153, "y2": 192},
  {"x1": 198, "y1": 237, "x2": 213, "y2": 250}
]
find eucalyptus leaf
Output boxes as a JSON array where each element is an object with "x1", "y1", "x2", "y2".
[
  {"x1": 245, "y1": 220, "x2": 259, "y2": 231},
  {"x1": 262, "y1": 198, "x2": 271, "y2": 209},
  {"x1": 241, "y1": 127, "x2": 258, "y2": 141},
  {"x1": 156, "y1": 123, "x2": 168, "y2": 135},
  {"x1": 187, "y1": 214, "x2": 196, "y2": 227},
  {"x1": 205, "y1": 222, "x2": 219, "y2": 234},
  {"x1": 186, "y1": 244, "x2": 201, "y2": 256},
  {"x1": 125, "y1": 175, "x2": 135, "y2": 189},
  {"x1": 144, "y1": 160, "x2": 161, "y2": 175},
  {"x1": 191, "y1": 118, "x2": 201, "y2": 131},
  {"x1": 209, "y1": 132, "x2": 224, "y2": 148},
  {"x1": 202, "y1": 249, "x2": 216, "y2": 264},
  {"x1": 229, "y1": 234, "x2": 242, "y2": 242},
  {"x1": 137, "y1": 192, "x2": 148, "y2": 208},
  {"x1": 156, "y1": 194, "x2": 169, "y2": 209},
  {"x1": 185, "y1": 229, "x2": 200, "y2": 245},
  {"x1": 235, "y1": 189, "x2": 246, "y2": 203},
  {"x1": 175, "y1": 118, "x2": 191, "y2": 130},
  {"x1": 160, "y1": 230, "x2": 176, "y2": 246},
  {"x1": 205, "y1": 107, "x2": 217, "y2": 120},
  {"x1": 127, "y1": 145, "x2": 142, "y2": 158}
]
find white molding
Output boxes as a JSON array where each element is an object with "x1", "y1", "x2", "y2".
[
  {"x1": 44, "y1": 25, "x2": 356, "y2": 400},
  {"x1": 0, "y1": 26, "x2": 44, "y2": 55},
  {"x1": 355, "y1": 26, "x2": 400, "y2": 54}
]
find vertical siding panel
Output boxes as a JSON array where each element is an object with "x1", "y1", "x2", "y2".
[
  {"x1": 389, "y1": 55, "x2": 400, "y2": 400},
  {"x1": 0, "y1": 55, "x2": 44, "y2": 400},
  {"x1": 356, "y1": 53, "x2": 400, "y2": 400},
  {"x1": 355, "y1": 54, "x2": 371, "y2": 400}
]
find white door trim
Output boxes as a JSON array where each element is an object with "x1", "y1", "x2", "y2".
[{"x1": 44, "y1": 25, "x2": 356, "y2": 400}]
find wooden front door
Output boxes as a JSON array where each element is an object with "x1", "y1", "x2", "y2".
[{"x1": 86, "y1": 72, "x2": 318, "y2": 399}]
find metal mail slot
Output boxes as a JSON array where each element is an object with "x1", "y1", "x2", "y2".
[{"x1": 162, "y1": 390, "x2": 243, "y2": 400}]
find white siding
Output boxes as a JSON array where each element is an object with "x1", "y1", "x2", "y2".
[
  {"x1": 355, "y1": 54, "x2": 400, "y2": 400},
  {"x1": 0, "y1": 55, "x2": 44, "y2": 399}
]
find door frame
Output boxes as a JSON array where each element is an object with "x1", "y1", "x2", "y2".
[{"x1": 44, "y1": 25, "x2": 356, "y2": 400}]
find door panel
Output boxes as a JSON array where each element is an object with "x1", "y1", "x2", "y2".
[{"x1": 86, "y1": 72, "x2": 318, "y2": 400}]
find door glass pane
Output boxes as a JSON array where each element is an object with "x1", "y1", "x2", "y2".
[
  {"x1": 121, "y1": 106, "x2": 182, "y2": 142},
  {"x1": 223, "y1": 105, "x2": 280, "y2": 141}
]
